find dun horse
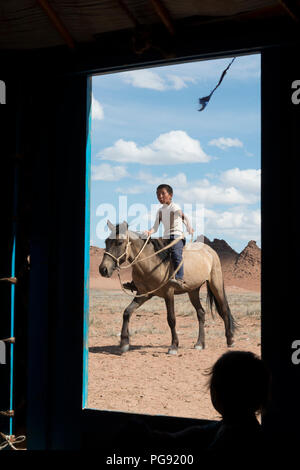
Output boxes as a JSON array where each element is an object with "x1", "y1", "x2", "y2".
[{"x1": 99, "y1": 221, "x2": 235, "y2": 354}]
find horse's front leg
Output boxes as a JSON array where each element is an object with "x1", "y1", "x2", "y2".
[
  {"x1": 120, "y1": 295, "x2": 149, "y2": 353},
  {"x1": 165, "y1": 293, "x2": 179, "y2": 355}
]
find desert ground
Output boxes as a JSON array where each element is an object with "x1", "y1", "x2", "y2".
[{"x1": 87, "y1": 284, "x2": 260, "y2": 421}]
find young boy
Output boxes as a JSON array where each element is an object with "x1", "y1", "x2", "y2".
[{"x1": 144, "y1": 184, "x2": 194, "y2": 289}]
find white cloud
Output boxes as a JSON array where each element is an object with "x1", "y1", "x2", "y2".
[
  {"x1": 121, "y1": 69, "x2": 196, "y2": 91},
  {"x1": 116, "y1": 171, "x2": 189, "y2": 194},
  {"x1": 166, "y1": 74, "x2": 196, "y2": 90},
  {"x1": 180, "y1": 184, "x2": 256, "y2": 206},
  {"x1": 116, "y1": 185, "x2": 146, "y2": 194},
  {"x1": 91, "y1": 163, "x2": 128, "y2": 181},
  {"x1": 204, "y1": 207, "x2": 261, "y2": 227},
  {"x1": 202, "y1": 208, "x2": 261, "y2": 246},
  {"x1": 220, "y1": 168, "x2": 260, "y2": 193},
  {"x1": 208, "y1": 137, "x2": 243, "y2": 150},
  {"x1": 92, "y1": 93, "x2": 104, "y2": 120},
  {"x1": 137, "y1": 171, "x2": 188, "y2": 187},
  {"x1": 122, "y1": 70, "x2": 165, "y2": 90},
  {"x1": 177, "y1": 168, "x2": 260, "y2": 206},
  {"x1": 97, "y1": 130, "x2": 211, "y2": 165},
  {"x1": 115, "y1": 167, "x2": 260, "y2": 203}
]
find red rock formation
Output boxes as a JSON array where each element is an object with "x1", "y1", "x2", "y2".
[
  {"x1": 196, "y1": 236, "x2": 261, "y2": 291},
  {"x1": 233, "y1": 240, "x2": 261, "y2": 278}
]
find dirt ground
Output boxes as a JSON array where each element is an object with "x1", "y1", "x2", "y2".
[{"x1": 87, "y1": 286, "x2": 261, "y2": 421}]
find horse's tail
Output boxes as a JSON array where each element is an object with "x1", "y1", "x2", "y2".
[
  {"x1": 206, "y1": 282, "x2": 216, "y2": 321},
  {"x1": 206, "y1": 281, "x2": 237, "y2": 333}
]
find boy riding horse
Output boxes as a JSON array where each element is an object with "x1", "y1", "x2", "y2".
[{"x1": 124, "y1": 184, "x2": 194, "y2": 292}]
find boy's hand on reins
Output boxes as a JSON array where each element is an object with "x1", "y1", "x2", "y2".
[{"x1": 144, "y1": 229, "x2": 154, "y2": 237}]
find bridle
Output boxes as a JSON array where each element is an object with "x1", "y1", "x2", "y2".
[{"x1": 103, "y1": 232, "x2": 132, "y2": 269}]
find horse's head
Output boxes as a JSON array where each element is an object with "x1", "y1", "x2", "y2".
[{"x1": 99, "y1": 220, "x2": 129, "y2": 278}]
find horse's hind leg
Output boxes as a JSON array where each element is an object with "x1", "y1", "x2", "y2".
[
  {"x1": 188, "y1": 288, "x2": 205, "y2": 350},
  {"x1": 165, "y1": 293, "x2": 179, "y2": 355},
  {"x1": 120, "y1": 295, "x2": 149, "y2": 352}
]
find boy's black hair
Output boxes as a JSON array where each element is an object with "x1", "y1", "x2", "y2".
[
  {"x1": 156, "y1": 184, "x2": 173, "y2": 195},
  {"x1": 207, "y1": 351, "x2": 271, "y2": 419}
]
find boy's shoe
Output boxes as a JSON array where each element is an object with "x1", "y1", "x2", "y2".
[
  {"x1": 169, "y1": 278, "x2": 186, "y2": 289},
  {"x1": 123, "y1": 281, "x2": 138, "y2": 292}
]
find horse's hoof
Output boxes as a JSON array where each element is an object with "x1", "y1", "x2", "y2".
[
  {"x1": 167, "y1": 348, "x2": 178, "y2": 355},
  {"x1": 227, "y1": 342, "x2": 235, "y2": 348},
  {"x1": 194, "y1": 344, "x2": 203, "y2": 350},
  {"x1": 120, "y1": 344, "x2": 130, "y2": 353}
]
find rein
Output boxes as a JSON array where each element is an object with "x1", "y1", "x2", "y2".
[
  {"x1": 104, "y1": 233, "x2": 184, "y2": 269},
  {"x1": 103, "y1": 233, "x2": 186, "y2": 298},
  {"x1": 117, "y1": 258, "x2": 184, "y2": 298}
]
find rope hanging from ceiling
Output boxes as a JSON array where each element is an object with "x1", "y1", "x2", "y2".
[{"x1": 198, "y1": 57, "x2": 236, "y2": 111}]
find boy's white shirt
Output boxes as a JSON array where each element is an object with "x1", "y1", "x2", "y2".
[{"x1": 152, "y1": 202, "x2": 184, "y2": 239}]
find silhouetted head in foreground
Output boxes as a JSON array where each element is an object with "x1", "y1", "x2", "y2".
[{"x1": 207, "y1": 351, "x2": 271, "y2": 423}]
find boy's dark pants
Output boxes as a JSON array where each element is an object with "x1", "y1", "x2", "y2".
[{"x1": 169, "y1": 235, "x2": 186, "y2": 279}]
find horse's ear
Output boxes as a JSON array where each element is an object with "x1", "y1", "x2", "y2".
[{"x1": 107, "y1": 220, "x2": 115, "y2": 231}]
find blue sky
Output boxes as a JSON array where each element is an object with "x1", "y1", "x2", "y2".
[{"x1": 90, "y1": 53, "x2": 261, "y2": 253}]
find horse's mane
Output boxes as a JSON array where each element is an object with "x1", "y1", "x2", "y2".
[
  {"x1": 128, "y1": 230, "x2": 171, "y2": 263},
  {"x1": 148, "y1": 237, "x2": 171, "y2": 263}
]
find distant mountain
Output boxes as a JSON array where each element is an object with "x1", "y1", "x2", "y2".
[
  {"x1": 196, "y1": 235, "x2": 239, "y2": 266},
  {"x1": 196, "y1": 236, "x2": 261, "y2": 290},
  {"x1": 233, "y1": 240, "x2": 261, "y2": 278}
]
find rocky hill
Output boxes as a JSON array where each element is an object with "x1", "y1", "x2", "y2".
[
  {"x1": 233, "y1": 240, "x2": 261, "y2": 279},
  {"x1": 197, "y1": 235, "x2": 239, "y2": 267},
  {"x1": 197, "y1": 236, "x2": 261, "y2": 290}
]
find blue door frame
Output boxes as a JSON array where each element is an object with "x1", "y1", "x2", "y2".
[{"x1": 82, "y1": 77, "x2": 92, "y2": 410}]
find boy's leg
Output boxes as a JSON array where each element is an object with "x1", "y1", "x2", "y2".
[
  {"x1": 123, "y1": 280, "x2": 138, "y2": 292},
  {"x1": 170, "y1": 238, "x2": 184, "y2": 280}
]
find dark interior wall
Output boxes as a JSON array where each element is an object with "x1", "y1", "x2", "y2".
[
  {"x1": 1, "y1": 41, "x2": 300, "y2": 452},
  {"x1": 261, "y1": 45, "x2": 300, "y2": 450},
  {"x1": 0, "y1": 74, "x2": 17, "y2": 436},
  {"x1": 0, "y1": 74, "x2": 32, "y2": 438},
  {"x1": 25, "y1": 73, "x2": 90, "y2": 449},
  {"x1": 1, "y1": 72, "x2": 90, "y2": 448}
]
